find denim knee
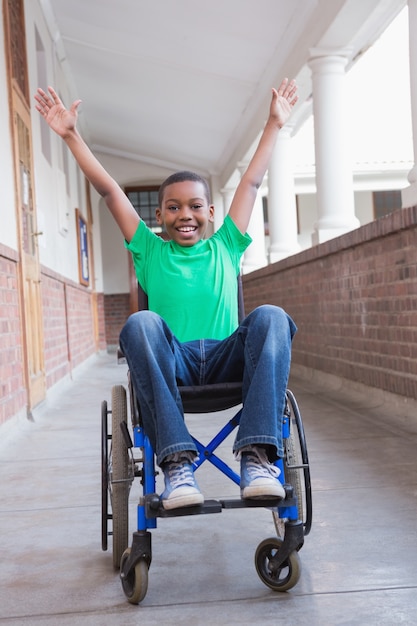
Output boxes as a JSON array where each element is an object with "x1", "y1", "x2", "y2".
[
  {"x1": 246, "y1": 305, "x2": 297, "y2": 339},
  {"x1": 120, "y1": 310, "x2": 168, "y2": 348}
]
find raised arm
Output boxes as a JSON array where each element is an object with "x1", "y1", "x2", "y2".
[
  {"x1": 227, "y1": 78, "x2": 298, "y2": 234},
  {"x1": 34, "y1": 87, "x2": 140, "y2": 243}
]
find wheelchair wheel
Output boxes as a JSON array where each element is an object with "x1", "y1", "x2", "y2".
[
  {"x1": 255, "y1": 537, "x2": 301, "y2": 592},
  {"x1": 284, "y1": 390, "x2": 312, "y2": 536},
  {"x1": 110, "y1": 385, "x2": 130, "y2": 569},
  {"x1": 101, "y1": 400, "x2": 109, "y2": 551},
  {"x1": 120, "y1": 548, "x2": 149, "y2": 604}
]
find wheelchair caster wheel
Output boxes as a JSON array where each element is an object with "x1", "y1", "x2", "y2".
[
  {"x1": 255, "y1": 537, "x2": 301, "y2": 592},
  {"x1": 120, "y1": 548, "x2": 149, "y2": 604}
]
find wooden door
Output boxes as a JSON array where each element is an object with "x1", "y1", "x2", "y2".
[
  {"x1": 4, "y1": 0, "x2": 46, "y2": 409},
  {"x1": 13, "y1": 93, "x2": 46, "y2": 407}
]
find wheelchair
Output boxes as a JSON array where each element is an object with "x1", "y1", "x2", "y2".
[{"x1": 101, "y1": 285, "x2": 312, "y2": 604}]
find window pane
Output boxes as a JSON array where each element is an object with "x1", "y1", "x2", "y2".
[
  {"x1": 373, "y1": 190, "x2": 402, "y2": 219},
  {"x1": 125, "y1": 186, "x2": 161, "y2": 233}
]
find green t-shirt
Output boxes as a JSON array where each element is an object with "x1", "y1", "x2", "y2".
[{"x1": 126, "y1": 215, "x2": 252, "y2": 342}]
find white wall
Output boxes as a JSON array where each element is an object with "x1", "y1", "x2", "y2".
[
  {"x1": 354, "y1": 191, "x2": 374, "y2": 225},
  {"x1": 296, "y1": 194, "x2": 317, "y2": 251},
  {"x1": 90, "y1": 187, "x2": 104, "y2": 293},
  {"x1": 0, "y1": 15, "x2": 18, "y2": 251},
  {"x1": 24, "y1": 0, "x2": 84, "y2": 282},
  {"x1": 99, "y1": 201, "x2": 129, "y2": 294}
]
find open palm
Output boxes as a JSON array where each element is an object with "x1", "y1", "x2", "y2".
[
  {"x1": 271, "y1": 78, "x2": 298, "y2": 128},
  {"x1": 34, "y1": 87, "x2": 81, "y2": 138}
]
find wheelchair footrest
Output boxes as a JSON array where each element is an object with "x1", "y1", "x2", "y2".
[
  {"x1": 144, "y1": 494, "x2": 296, "y2": 518},
  {"x1": 220, "y1": 496, "x2": 295, "y2": 509},
  {"x1": 149, "y1": 498, "x2": 223, "y2": 518}
]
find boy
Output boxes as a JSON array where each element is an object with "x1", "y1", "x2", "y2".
[{"x1": 35, "y1": 78, "x2": 298, "y2": 510}]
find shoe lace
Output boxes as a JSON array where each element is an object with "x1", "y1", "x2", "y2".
[
  {"x1": 166, "y1": 461, "x2": 195, "y2": 489},
  {"x1": 244, "y1": 447, "x2": 280, "y2": 480}
]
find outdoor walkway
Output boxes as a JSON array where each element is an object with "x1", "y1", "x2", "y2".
[{"x1": 0, "y1": 352, "x2": 416, "y2": 625}]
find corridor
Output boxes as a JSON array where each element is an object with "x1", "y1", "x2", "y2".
[{"x1": 0, "y1": 352, "x2": 416, "y2": 625}]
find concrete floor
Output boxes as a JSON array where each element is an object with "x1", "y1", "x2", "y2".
[{"x1": 1, "y1": 352, "x2": 417, "y2": 625}]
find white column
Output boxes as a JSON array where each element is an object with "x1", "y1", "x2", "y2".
[
  {"x1": 402, "y1": 0, "x2": 417, "y2": 208},
  {"x1": 267, "y1": 125, "x2": 300, "y2": 263},
  {"x1": 309, "y1": 49, "x2": 360, "y2": 244},
  {"x1": 219, "y1": 185, "x2": 234, "y2": 229},
  {"x1": 237, "y1": 162, "x2": 268, "y2": 274},
  {"x1": 209, "y1": 175, "x2": 225, "y2": 233}
]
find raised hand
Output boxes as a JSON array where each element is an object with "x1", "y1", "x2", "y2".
[
  {"x1": 34, "y1": 85, "x2": 140, "y2": 242},
  {"x1": 270, "y1": 78, "x2": 298, "y2": 128},
  {"x1": 34, "y1": 86, "x2": 82, "y2": 138}
]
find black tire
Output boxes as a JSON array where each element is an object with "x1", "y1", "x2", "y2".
[
  {"x1": 110, "y1": 385, "x2": 129, "y2": 569},
  {"x1": 120, "y1": 548, "x2": 149, "y2": 604},
  {"x1": 285, "y1": 390, "x2": 312, "y2": 535},
  {"x1": 101, "y1": 400, "x2": 109, "y2": 551},
  {"x1": 255, "y1": 537, "x2": 301, "y2": 592}
]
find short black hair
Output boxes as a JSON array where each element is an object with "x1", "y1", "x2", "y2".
[{"x1": 158, "y1": 171, "x2": 211, "y2": 206}]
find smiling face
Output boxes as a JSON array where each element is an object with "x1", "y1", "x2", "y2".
[{"x1": 155, "y1": 180, "x2": 215, "y2": 247}]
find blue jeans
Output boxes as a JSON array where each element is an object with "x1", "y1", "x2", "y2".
[{"x1": 119, "y1": 305, "x2": 296, "y2": 466}]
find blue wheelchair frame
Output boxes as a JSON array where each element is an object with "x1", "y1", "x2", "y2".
[
  {"x1": 133, "y1": 401, "x2": 301, "y2": 533},
  {"x1": 101, "y1": 377, "x2": 312, "y2": 603}
]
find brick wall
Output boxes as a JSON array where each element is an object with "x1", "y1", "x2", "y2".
[
  {"x1": 0, "y1": 256, "x2": 103, "y2": 426},
  {"x1": 41, "y1": 269, "x2": 71, "y2": 388},
  {"x1": 41, "y1": 265, "x2": 101, "y2": 374},
  {"x1": 96, "y1": 292, "x2": 107, "y2": 350},
  {"x1": 0, "y1": 245, "x2": 26, "y2": 426},
  {"x1": 65, "y1": 283, "x2": 96, "y2": 368},
  {"x1": 103, "y1": 293, "x2": 131, "y2": 348},
  {"x1": 1, "y1": 243, "x2": 128, "y2": 427},
  {"x1": 243, "y1": 205, "x2": 417, "y2": 400}
]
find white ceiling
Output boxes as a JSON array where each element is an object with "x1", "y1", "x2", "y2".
[{"x1": 41, "y1": 0, "x2": 406, "y2": 188}]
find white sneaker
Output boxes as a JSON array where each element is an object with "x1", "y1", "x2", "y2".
[
  {"x1": 240, "y1": 446, "x2": 285, "y2": 500},
  {"x1": 161, "y1": 456, "x2": 204, "y2": 510}
]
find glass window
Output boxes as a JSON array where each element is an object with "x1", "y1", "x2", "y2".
[
  {"x1": 373, "y1": 190, "x2": 402, "y2": 219},
  {"x1": 125, "y1": 186, "x2": 161, "y2": 233}
]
